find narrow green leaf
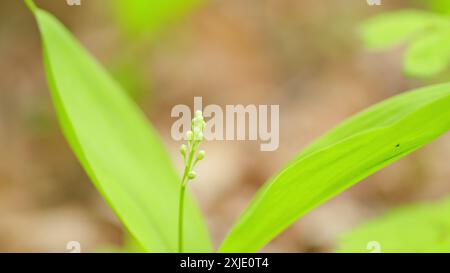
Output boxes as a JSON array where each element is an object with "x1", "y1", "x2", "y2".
[
  {"x1": 26, "y1": 1, "x2": 211, "y2": 252},
  {"x1": 360, "y1": 10, "x2": 442, "y2": 50},
  {"x1": 404, "y1": 29, "x2": 450, "y2": 78},
  {"x1": 220, "y1": 83, "x2": 450, "y2": 252},
  {"x1": 337, "y1": 198, "x2": 450, "y2": 252}
]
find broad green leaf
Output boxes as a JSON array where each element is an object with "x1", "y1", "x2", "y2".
[
  {"x1": 360, "y1": 10, "x2": 443, "y2": 50},
  {"x1": 25, "y1": 0, "x2": 211, "y2": 252},
  {"x1": 220, "y1": 83, "x2": 450, "y2": 252},
  {"x1": 404, "y1": 29, "x2": 450, "y2": 78},
  {"x1": 112, "y1": 0, "x2": 203, "y2": 38},
  {"x1": 337, "y1": 198, "x2": 450, "y2": 252}
]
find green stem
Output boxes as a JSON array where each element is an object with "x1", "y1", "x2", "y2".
[
  {"x1": 178, "y1": 142, "x2": 197, "y2": 253},
  {"x1": 178, "y1": 184, "x2": 186, "y2": 253}
]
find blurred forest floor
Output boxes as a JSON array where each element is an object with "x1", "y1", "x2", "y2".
[{"x1": 0, "y1": 0, "x2": 449, "y2": 252}]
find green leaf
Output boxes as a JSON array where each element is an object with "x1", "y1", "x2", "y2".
[
  {"x1": 219, "y1": 83, "x2": 450, "y2": 252},
  {"x1": 404, "y1": 29, "x2": 450, "y2": 78},
  {"x1": 360, "y1": 10, "x2": 442, "y2": 50},
  {"x1": 26, "y1": 0, "x2": 211, "y2": 252},
  {"x1": 111, "y1": 0, "x2": 203, "y2": 38},
  {"x1": 337, "y1": 198, "x2": 450, "y2": 252}
]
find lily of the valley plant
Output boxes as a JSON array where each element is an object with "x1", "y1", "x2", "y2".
[{"x1": 24, "y1": 0, "x2": 450, "y2": 252}]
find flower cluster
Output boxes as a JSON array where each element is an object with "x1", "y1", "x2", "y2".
[{"x1": 180, "y1": 110, "x2": 206, "y2": 185}]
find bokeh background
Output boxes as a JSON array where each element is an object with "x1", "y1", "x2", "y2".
[{"x1": 0, "y1": 0, "x2": 449, "y2": 252}]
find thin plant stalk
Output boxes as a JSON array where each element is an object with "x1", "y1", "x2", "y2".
[
  {"x1": 178, "y1": 183, "x2": 186, "y2": 252},
  {"x1": 178, "y1": 144, "x2": 195, "y2": 252},
  {"x1": 177, "y1": 112, "x2": 205, "y2": 252}
]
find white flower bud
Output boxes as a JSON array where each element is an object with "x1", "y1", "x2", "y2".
[
  {"x1": 197, "y1": 150, "x2": 205, "y2": 161},
  {"x1": 186, "y1": 130, "x2": 193, "y2": 141},
  {"x1": 188, "y1": 171, "x2": 197, "y2": 180},
  {"x1": 195, "y1": 132, "x2": 203, "y2": 141},
  {"x1": 192, "y1": 117, "x2": 203, "y2": 128},
  {"x1": 180, "y1": 144, "x2": 187, "y2": 157}
]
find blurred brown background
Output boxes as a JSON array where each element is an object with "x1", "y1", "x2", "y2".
[{"x1": 0, "y1": 0, "x2": 449, "y2": 252}]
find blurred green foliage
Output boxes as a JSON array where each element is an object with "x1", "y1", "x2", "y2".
[
  {"x1": 108, "y1": 0, "x2": 205, "y2": 102},
  {"x1": 423, "y1": 0, "x2": 450, "y2": 15},
  {"x1": 338, "y1": 198, "x2": 450, "y2": 252},
  {"x1": 360, "y1": 10, "x2": 443, "y2": 50},
  {"x1": 404, "y1": 28, "x2": 450, "y2": 78},
  {"x1": 112, "y1": 0, "x2": 204, "y2": 38},
  {"x1": 361, "y1": 9, "x2": 450, "y2": 78}
]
